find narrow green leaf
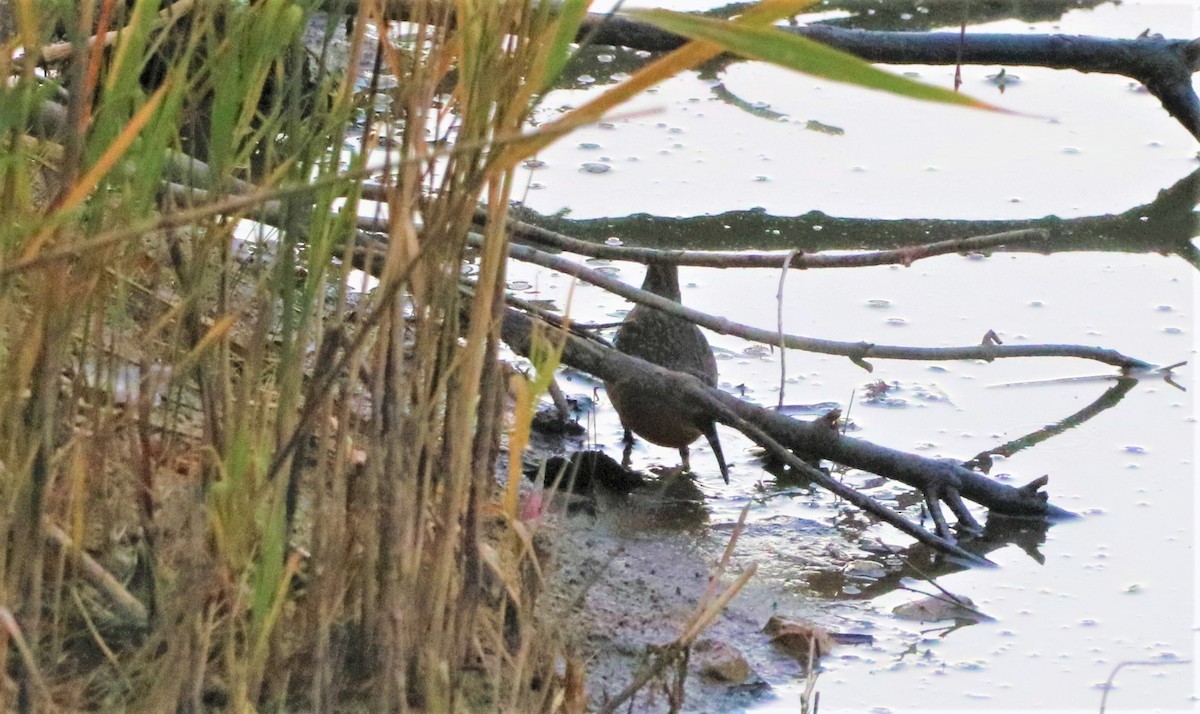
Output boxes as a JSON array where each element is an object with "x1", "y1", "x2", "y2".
[
  {"x1": 626, "y1": 9, "x2": 1004, "y2": 111},
  {"x1": 541, "y1": 0, "x2": 592, "y2": 91}
]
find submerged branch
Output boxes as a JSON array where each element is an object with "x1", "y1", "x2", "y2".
[
  {"x1": 488, "y1": 208, "x2": 1050, "y2": 271},
  {"x1": 966, "y1": 377, "x2": 1139, "y2": 471},
  {"x1": 514, "y1": 166, "x2": 1199, "y2": 261}
]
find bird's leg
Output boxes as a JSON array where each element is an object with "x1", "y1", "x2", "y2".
[
  {"x1": 679, "y1": 446, "x2": 692, "y2": 472},
  {"x1": 622, "y1": 436, "x2": 634, "y2": 469},
  {"x1": 622, "y1": 426, "x2": 634, "y2": 445}
]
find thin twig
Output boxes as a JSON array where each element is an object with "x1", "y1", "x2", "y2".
[
  {"x1": 495, "y1": 236, "x2": 1153, "y2": 371},
  {"x1": 1098, "y1": 659, "x2": 1192, "y2": 713},
  {"x1": 44, "y1": 520, "x2": 149, "y2": 627},
  {"x1": 776, "y1": 250, "x2": 797, "y2": 409},
  {"x1": 36, "y1": 0, "x2": 197, "y2": 64}
]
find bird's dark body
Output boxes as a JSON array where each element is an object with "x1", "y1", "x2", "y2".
[{"x1": 605, "y1": 264, "x2": 729, "y2": 482}]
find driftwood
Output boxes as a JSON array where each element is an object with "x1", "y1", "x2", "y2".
[{"x1": 498, "y1": 300, "x2": 1074, "y2": 564}]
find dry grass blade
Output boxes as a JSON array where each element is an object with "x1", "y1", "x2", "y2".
[
  {"x1": 44, "y1": 521, "x2": 148, "y2": 627},
  {"x1": 0, "y1": 607, "x2": 53, "y2": 708}
]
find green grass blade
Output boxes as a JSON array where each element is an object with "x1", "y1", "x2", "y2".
[
  {"x1": 540, "y1": 0, "x2": 592, "y2": 91},
  {"x1": 626, "y1": 9, "x2": 1004, "y2": 111}
]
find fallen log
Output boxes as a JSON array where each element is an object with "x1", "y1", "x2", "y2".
[{"x1": 497, "y1": 301, "x2": 1076, "y2": 564}]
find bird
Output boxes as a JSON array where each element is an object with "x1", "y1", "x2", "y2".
[{"x1": 605, "y1": 262, "x2": 730, "y2": 483}]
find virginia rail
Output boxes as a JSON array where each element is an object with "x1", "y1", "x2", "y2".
[{"x1": 605, "y1": 263, "x2": 730, "y2": 483}]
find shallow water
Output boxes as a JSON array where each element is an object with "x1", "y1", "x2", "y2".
[{"x1": 503, "y1": 0, "x2": 1197, "y2": 711}]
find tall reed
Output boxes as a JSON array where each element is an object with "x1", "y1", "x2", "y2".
[{"x1": 0, "y1": 0, "x2": 579, "y2": 709}]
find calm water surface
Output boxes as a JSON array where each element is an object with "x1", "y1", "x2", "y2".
[{"x1": 503, "y1": 0, "x2": 1197, "y2": 711}]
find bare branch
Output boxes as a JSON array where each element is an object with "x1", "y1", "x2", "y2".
[
  {"x1": 491, "y1": 236, "x2": 1155, "y2": 372},
  {"x1": 498, "y1": 304, "x2": 1074, "y2": 536}
]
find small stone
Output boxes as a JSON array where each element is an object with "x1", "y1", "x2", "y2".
[
  {"x1": 763, "y1": 616, "x2": 834, "y2": 661},
  {"x1": 893, "y1": 594, "x2": 987, "y2": 623},
  {"x1": 693, "y1": 639, "x2": 751, "y2": 683},
  {"x1": 843, "y1": 559, "x2": 887, "y2": 580}
]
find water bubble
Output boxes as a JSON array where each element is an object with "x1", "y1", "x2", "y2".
[
  {"x1": 886, "y1": 317, "x2": 909, "y2": 327},
  {"x1": 580, "y1": 162, "x2": 611, "y2": 174},
  {"x1": 578, "y1": 142, "x2": 601, "y2": 150},
  {"x1": 1122, "y1": 445, "x2": 1147, "y2": 454},
  {"x1": 577, "y1": 74, "x2": 595, "y2": 85},
  {"x1": 753, "y1": 175, "x2": 770, "y2": 182},
  {"x1": 604, "y1": 236, "x2": 624, "y2": 246},
  {"x1": 597, "y1": 53, "x2": 614, "y2": 63},
  {"x1": 507, "y1": 280, "x2": 532, "y2": 291},
  {"x1": 522, "y1": 158, "x2": 547, "y2": 169},
  {"x1": 866, "y1": 299, "x2": 892, "y2": 309},
  {"x1": 1163, "y1": 326, "x2": 1183, "y2": 334},
  {"x1": 1029, "y1": 300, "x2": 1044, "y2": 307},
  {"x1": 668, "y1": 126, "x2": 684, "y2": 134},
  {"x1": 1063, "y1": 147, "x2": 1081, "y2": 155},
  {"x1": 1155, "y1": 305, "x2": 1174, "y2": 312}
]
